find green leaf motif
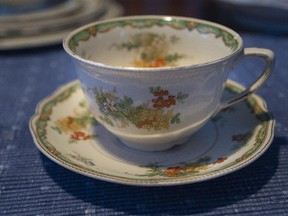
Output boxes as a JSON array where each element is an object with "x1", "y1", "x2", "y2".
[
  {"x1": 171, "y1": 113, "x2": 181, "y2": 124},
  {"x1": 176, "y1": 92, "x2": 189, "y2": 103},
  {"x1": 103, "y1": 116, "x2": 114, "y2": 127},
  {"x1": 79, "y1": 100, "x2": 87, "y2": 108},
  {"x1": 149, "y1": 86, "x2": 162, "y2": 94},
  {"x1": 197, "y1": 156, "x2": 211, "y2": 163},
  {"x1": 118, "y1": 96, "x2": 133, "y2": 109},
  {"x1": 51, "y1": 126, "x2": 62, "y2": 134},
  {"x1": 165, "y1": 53, "x2": 184, "y2": 63}
]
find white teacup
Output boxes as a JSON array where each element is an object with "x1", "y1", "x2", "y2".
[{"x1": 63, "y1": 16, "x2": 274, "y2": 151}]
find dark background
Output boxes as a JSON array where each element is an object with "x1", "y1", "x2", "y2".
[{"x1": 117, "y1": 0, "x2": 288, "y2": 35}]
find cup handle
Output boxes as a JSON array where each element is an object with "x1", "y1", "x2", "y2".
[{"x1": 219, "y1": 48, "x2": 275, "y2": 111}]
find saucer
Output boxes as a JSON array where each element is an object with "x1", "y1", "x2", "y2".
[{"x1": 30, "y1": 80, "x2": 275, "y2": 186}]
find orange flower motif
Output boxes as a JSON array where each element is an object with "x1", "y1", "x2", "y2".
[
  {"x1": 152, "y1": 92, "x2": 176, "y2": 109},
  {"x1": 165, "y1": 166, "x2": 186, "y2": 176},
  {"x1": 232, "y1": 133, "x2": 251, "y2": 142},
  {"x1": 213, "y1": 157, "x2": 227, "y2": 164},
  {"x1": 148, "y1": 57, "x2": 167, "y2": 68},
  {"x1": 164, "y1": 95, "x2": 176, "y2": 107},
  {"x1": 70, "y1": 131, "x2": 91, "y2": 141},
  {"x1": 153, "y1": 89, "x2": 169, "y2": 97},
  {"x1": 152, "y1": 96, "x2": 165, "y2": 109}
]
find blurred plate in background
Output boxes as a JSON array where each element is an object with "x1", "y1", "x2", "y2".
[
  {"x1": 0, "y1": 0, "x2": 124, "y2": 50},
  {"x1": 0, "y1": 0, "x2": 105, "y2": 37},
  {"x1": 0, "y1": 0, "x2": 81, "y2": 22}
]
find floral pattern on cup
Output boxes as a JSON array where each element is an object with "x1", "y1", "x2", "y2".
[
  {"x1": 93, "y1": 86, "x2": 189, "y2": 131},
  {"x1": 112, "y1": 32, "x2": 184, "y2": 68}
]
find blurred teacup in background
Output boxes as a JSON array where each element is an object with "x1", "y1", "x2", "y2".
[{"x1": 63, "y1": 15, "x2": 274, "y2": 151}]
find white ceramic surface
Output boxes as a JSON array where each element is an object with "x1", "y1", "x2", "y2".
[
  {"x1": 29, "y1": 80, "x2": 275, "y2": 186},
  {"x1": 63, "y1": 16, "x2": 274, "y2": 151}
]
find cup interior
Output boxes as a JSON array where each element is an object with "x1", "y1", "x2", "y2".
[{"x1": 65, "y1": 16, "x2": 242, "y2": 69}]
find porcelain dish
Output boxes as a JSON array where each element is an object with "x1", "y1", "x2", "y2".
[
  {"x1": 63, "y1": 15, "x2": 274, "y2": 151},
  {"x1": 29, "y1": 80, "x2": 275, "y2": 186}
]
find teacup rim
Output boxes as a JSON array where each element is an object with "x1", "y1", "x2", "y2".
[{"x1": 63, "y1": 15, "x2": 243, "y2": 72}]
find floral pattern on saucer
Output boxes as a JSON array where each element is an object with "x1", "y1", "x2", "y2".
[
  {"x1": 139, "y1": 156, "x2": 228, "y2": 177},
  {"x1": 51, "y1": 100, "x2": 98, "y2": 144},
  {"x1": 29, "y1": 80, "x2": 275, "y2": 186}
]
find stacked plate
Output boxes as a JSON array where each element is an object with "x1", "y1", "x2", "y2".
[{"x1": 0, "y1": 0, "x2": 124, "y2": 50}]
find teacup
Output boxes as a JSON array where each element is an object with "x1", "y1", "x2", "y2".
[{"x1": 63, "y1": 15, "x2": 274, "y2": 151}]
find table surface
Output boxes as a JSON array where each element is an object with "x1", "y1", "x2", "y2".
[{"x1": 1, "y1": 1, "x2": 288, "y2": 215}]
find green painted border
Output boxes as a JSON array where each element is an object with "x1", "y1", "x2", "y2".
[{"x1": 68, "y1": 19, "x2": 239, "y2": 53}]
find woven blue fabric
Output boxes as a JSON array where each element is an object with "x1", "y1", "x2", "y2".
[{"x1": 0, "y1": 34, "x2": 287, "y2": 215}]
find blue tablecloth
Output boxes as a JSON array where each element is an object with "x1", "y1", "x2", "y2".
[{"x1": 0, "y1": 33, "x2": 287, "y2": 215}]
